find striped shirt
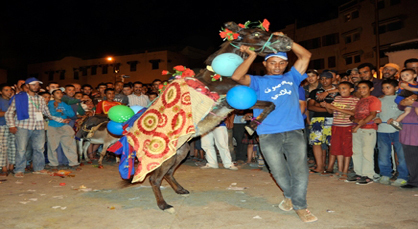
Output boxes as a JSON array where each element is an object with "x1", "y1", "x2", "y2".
[
  {"x1": 5, "y1": 93, "x2": 63, "y2": 130},
  {"x1": 127, "y1": 94, "x2": 150, "y2": 107},
  {"x1": 331, "y1": 96, "x2": 359, "y2": 127}
]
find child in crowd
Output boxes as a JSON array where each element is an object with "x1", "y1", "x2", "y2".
[
  {"x1": 347, "y1": 80, "x2": 381, "y2": 185},
  {"x1": 242, "y1": 111, "x2": 259, "y2": 164},
  {"x1": 0, "y1": 85, "x2": 16, "y2": 176},
  {"x1": 39, "y1": 91, "x2": 51, "y2": 163},
  {"x1": 374, "y1": 79, "x2": 409, "y2": 186},
  {"x1": 95, "y1": 88, "x2": 121, "y2": 115},
  {"x1": 47, "y1": 90, "x2": 80, "y2": 170},
  {"x1": 390, "y1": 69, "x2": 418, "y2": 130},
  {"x1": 148, "y1": 92, "x2": 158, "y2": 102},
  {"x1": 322, "y1": 82, "x2": 359, "y2": 180}
]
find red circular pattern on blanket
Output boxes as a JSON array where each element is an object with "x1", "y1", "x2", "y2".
[
  {"x1": 147, "y1": 162, "x2": 161, "y2": 171},
  {"x1": 162, "y1": 82, "x2": 181, "y2": 108},
  {"x1": 125, "y1": 132, "x2": 140, "y2": 151},
  {"x1": 158, "y1": 113, "x2": 168, "y2": 128},
  {"x1": 143, "y1": 132, "x2": 170, "y2": 159},
  {"x1": 181, "y1": 92, "x2": 191, "y2": 105},
  {"x1": 171, "y1": 110, "x2": 186, "y2": 135},
  {"x1": 137, "y1": 109, "x2": 161, "y2": 135}
]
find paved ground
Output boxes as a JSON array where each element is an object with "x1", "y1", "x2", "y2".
[{"x1": 1, "y1": 158, "x2": 417, "y2": 229}]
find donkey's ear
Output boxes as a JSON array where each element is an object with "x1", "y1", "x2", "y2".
[{"x1": 224, "y1": 22, "x2": 240, "y2": 32}]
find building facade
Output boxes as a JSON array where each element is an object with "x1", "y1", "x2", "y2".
[
  {"x1": 27, "y1": 47, "x2": 209, "y2": 87},
  {"x1": 250, "y1": 0, "x2": 418, "y2": 75}
]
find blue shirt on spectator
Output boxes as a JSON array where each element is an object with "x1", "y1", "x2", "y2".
[{"x1": 48, "y1": 100, "x2": 75, "y2": 127}]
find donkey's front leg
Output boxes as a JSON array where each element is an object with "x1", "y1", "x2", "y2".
[{"x1": 246, "y1": 101, "x2": 276, "y2": 135}]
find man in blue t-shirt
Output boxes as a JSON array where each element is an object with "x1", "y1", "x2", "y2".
[{"x1": 231, "y1": 33, "x2": 316, "y2": 223}]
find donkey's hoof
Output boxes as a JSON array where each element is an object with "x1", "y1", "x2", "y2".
[
  {"x1": 164, "y1": 207, "x2": 175, "y2": 214},
  {"x1": 176, "y1": 189, "x2": 190, "y2": 195}
]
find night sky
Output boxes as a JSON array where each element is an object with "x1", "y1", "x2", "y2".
[{"x1": 0, "y1": 0, "x2": 344, "y2": 81}]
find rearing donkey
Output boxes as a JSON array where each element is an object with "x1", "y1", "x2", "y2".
[{"x1": 119, "y1": 20, "x2": 294, "y2": 213}]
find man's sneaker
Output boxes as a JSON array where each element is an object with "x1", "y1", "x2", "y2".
[
  {"x1": 200, "y1": 164, "x2": 218, "y2": 169},
  {"x1": 226, "y1": 165, "x2": 238, "y2": 171},
  {"x1": 356, "y1": 176, "x2": 373, "y2": 185},
  {"x1": 295, "y1": 209, "x2": 318, "y2": 223},
  {"x1": 345, "y1": 174, "x2": 362, "y2": 183},
  {"x1": 379, "y1": 176, "x2": 391, "y2": 185},
  {"x1": 390, "y1": 120, "x2": 403, "y2": 130},
  {"x1": 391, "y1": 178, "x2": 407, "y2": 187},
  {"x1": 278, "y1": 198, "x2": 293, "y2": 211}
]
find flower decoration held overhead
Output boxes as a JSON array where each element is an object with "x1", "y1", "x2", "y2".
[
  {"x1": 162, "y1": 65, "x2": 195, "y2": 80},
  {"x1": 219, "y1": 19, "x2": 270, "y2": 41}
]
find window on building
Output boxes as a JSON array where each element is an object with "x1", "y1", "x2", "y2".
[
  {"x1": 91, "y1": 65, "x2": 97, "y2": 75},
  {"x1": 73, "y1": 71, "x2": 79, "y2": 80},
  {"x1": 128, "y1": 61, "x2": 138, "y2": 72},
  {"x1": 345, "y1": 57, "x2": 353, "y2": 65},
  {"x1": 309, "y1": 58, "x2": 325, "y2": 70},
  {"x1": 377, "y1": 0, "x2": 385, "y2": 9},
  {"x1": 102, "y1": 65, "x2": 108, "y2": 74},
  {"x1": 48, "y1": 71, "x2": 54, "y2": 81},
  {"x1": 345, "y1": 36, "x2": 352, "y2": 44},
  {"x1": 344, "y1": 53, "x2": 362, "y2": 65},
  {"x1": 344, "y1": 31, "x2": 361, "y2": 44},
  {"x1": 81, "y1": 67, "x2": 87, "y2": 76},
  {"x1": 354, "y1": 55, "x2": 361, "y2": 63},
  {"x1": 390, "y1": 0, "x2": 401, "y2": 5},
  {"x1": 60, "y1": 70, "x2": 65, "y2": 80},
  {"x1": 373, "y1": 19, "x2": 403, "y2": 34},
  {"x1": 322, "y1": 33, "x2": 339, "y2": 46},
  {"x1": 328, "y1": 56, "x2": 336, "y2": 68},
  {"x1": 299, "y1": 37, "x2": 321, "y2": 49},
  {"x1": 353, "y1": 32, "x2": 360, "y2": 41},
  {"x1": 344, "y1": 10, "x2": 359, "y2": 22},
  {"x1": 149, "y1": 59, "x2": 161, "y2": 70}
]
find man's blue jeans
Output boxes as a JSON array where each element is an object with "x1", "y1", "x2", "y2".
[
  {"x1": 258, "y1": 129, "x2": 309, "y2": 210},
  {"x1": 377, "y1": 132, "x2": 408, "y2": 180},
  {"x1": 14, "y1": 128, "x2": 46, "y2": 173}
]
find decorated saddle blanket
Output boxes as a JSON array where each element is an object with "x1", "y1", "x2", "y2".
[{"x1": 122, "y1": 79, "x2": 216, "y2": 182}]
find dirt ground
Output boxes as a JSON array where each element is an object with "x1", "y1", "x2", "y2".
[{"x1": 1, "y1": 158, "x2": 417, "y2": 229}]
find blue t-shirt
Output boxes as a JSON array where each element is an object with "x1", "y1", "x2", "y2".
[
  {"x1": 48, "y1": 100, "x2": 75, "y2": 127},
  {"x1": 298, "y1": 85, "x2": 307, "y2": 120},
  {"x1": 0, "y1": 97, "x2": 10, "y2": 126},
  {"x1": 249, "y1": 66, "x2": 307, "y2": 134}
]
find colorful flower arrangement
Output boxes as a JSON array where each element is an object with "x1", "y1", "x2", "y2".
[
  {"x1": 162, "y1": 65, "x2": 195, "y2": 79},
  {"x1": 219, "y1": 19, "x2": 270, "y2": 41},
  {"x1": 160, "y1": 65, "x2": 195, "y2": 93}
]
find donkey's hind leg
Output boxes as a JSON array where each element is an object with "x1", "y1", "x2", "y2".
[
  {"x1": 149, "y1": 143, "x2": 189, "y2": 212},
  {"x1": 163, "y1": 143, "x2": 190, "y2": 195}
]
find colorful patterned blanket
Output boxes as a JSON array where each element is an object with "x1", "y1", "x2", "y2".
[{"x1": 125, "y1": 79, "x2": 215, "y2": 183}]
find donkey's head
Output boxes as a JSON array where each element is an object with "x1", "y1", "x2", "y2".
[{"x1": 223, "y1": 20, "x2": 293, "y2": 56}]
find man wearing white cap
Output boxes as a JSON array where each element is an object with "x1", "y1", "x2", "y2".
[
  {"x1": 382, "y1": 63, "x2": 400, "y2": 80},
  {"x1": 5, "y1": 77, "x2": 70, "y2": 178},
  {"x1": 232, "y1": 33, "x2": 317, "y2": 223}
]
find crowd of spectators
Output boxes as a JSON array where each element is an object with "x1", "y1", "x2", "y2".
[{"x1": 1, "y1": 58, "x2": 418, "y2": 190}]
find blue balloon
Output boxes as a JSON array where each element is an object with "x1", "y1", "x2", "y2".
[
  {"x1": 211, "y1": 53, "x2": 244, "y2": 77},
  {"x1": 130, "y1": 105, "x2": 144, "y2": 114},
  {"x1": 107, "y1": 121, "x2": 124, "y2": 135},
  {"x1": 226, "y1": 86, "x2": 257, "y2": 110}
]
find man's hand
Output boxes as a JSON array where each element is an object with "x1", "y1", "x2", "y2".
[
  {"x1": 374, "y1": 118, "x2": 382, "y2": 124},
  {"x1": 386, "y1": 118, "x2": 394, "y2": 124},
  {"x1": 317, "y1": 91, "x2": 328, "y2": 101},
  {"x1": 9, "y1": 127, "x2": 18, "y2": 134},
  {"x1": 239, "y1": 45, "x2": 256, "y2": 56},
  {"x1": 400, "y1": 94, "x2": 417, "y2": 106},
  {"x1": 62, "y1": 119, "x2": 71, "y2": 124}
]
